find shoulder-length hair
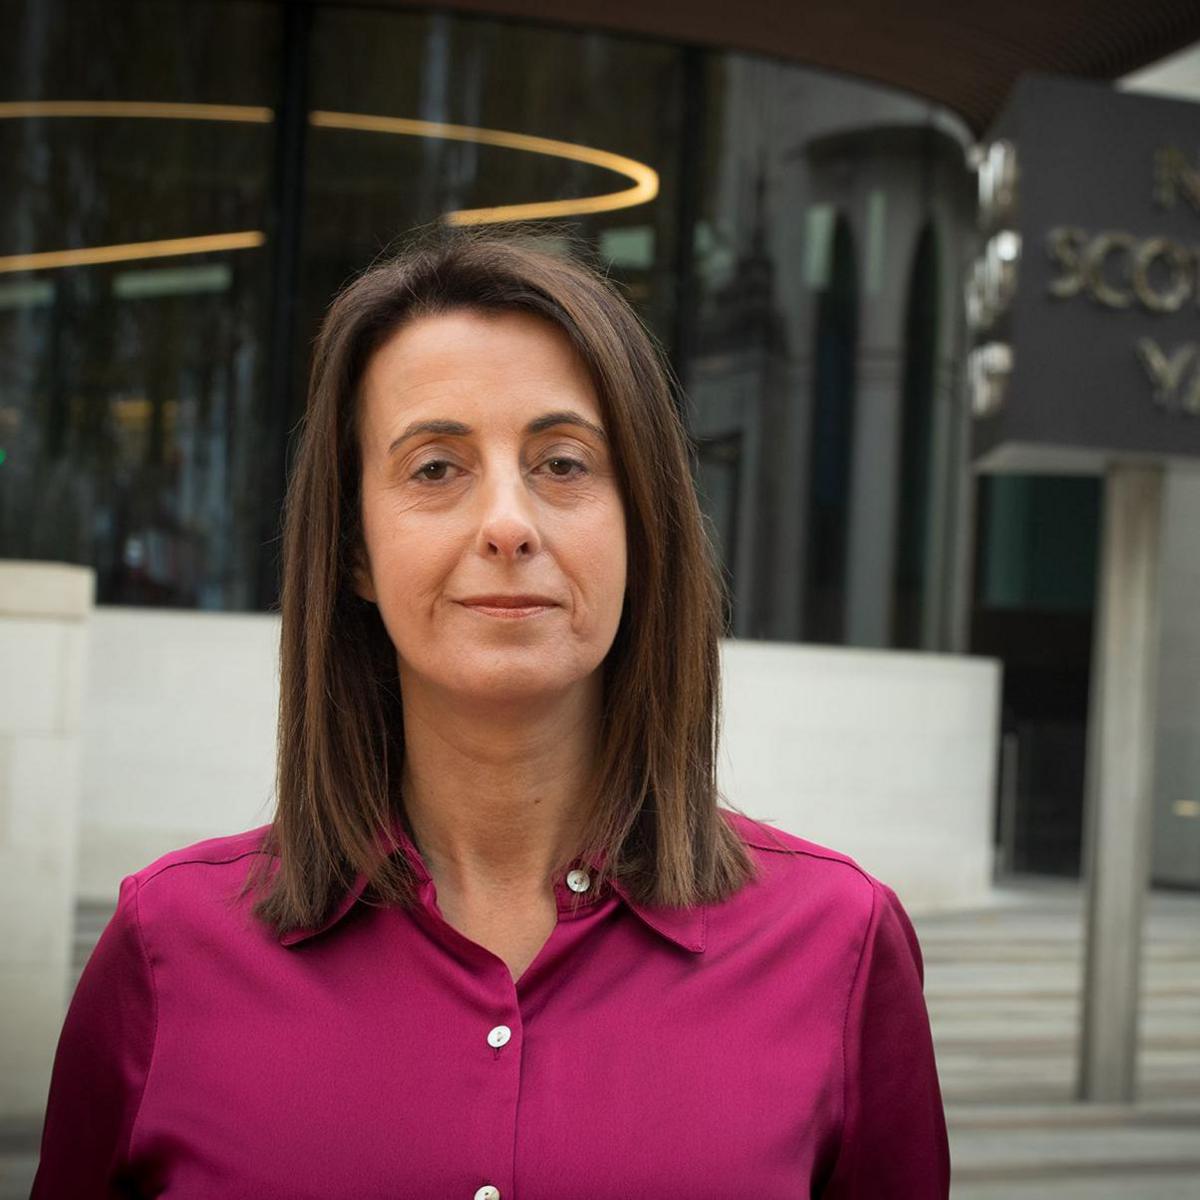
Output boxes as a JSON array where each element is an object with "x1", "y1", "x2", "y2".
[{"x1": 243, "y1": 226, "x2": 757, "y2": 936}]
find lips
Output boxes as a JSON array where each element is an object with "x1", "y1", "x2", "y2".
[{"x1": 459, "y1": 595, "x2": 558, "y2": 608}]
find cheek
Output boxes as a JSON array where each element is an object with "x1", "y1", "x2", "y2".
[
  {"x1": 575, "y1": 503, "x2": 628, "y2": 614},
  {"x1": 366, "y1": 512, "x2": 458, "y2": 612}
]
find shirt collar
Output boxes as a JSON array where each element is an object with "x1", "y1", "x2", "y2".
[{"x1": 278, "y1": 813, "x2": 706, "y2": 954}]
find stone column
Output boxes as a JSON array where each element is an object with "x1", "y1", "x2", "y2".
[
  {"x1": 0, "y1": 560, "x2": 94, "y2": 1119},
  {"x1": 845, "y1": 349, "x2": 905, "y2": 647},
  {"x1": 1079, "y1": 465, "x2": 1163, "y2": 1102}
]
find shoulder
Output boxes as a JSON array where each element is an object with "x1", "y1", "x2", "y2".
[
  {"x1": 720, "y1": 808, "x2": 898, "y2": 927},
  {"x1": 130, "y1": 824, "x2": 274, "y2": 887},
  {"x1": 723, "y1": 808, "x2": 881, "y2": 891},
  {"x1": 719, "y1": 808, "x2": 924, "y2": 979},
  {"x1": 123, "y1": 825, "x2": 276, "y2": 923},
  {"x1": 78, "y1": 827, "x2": 278, "y2": 1010}
]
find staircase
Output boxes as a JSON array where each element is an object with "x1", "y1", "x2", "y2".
[
  {"x1": 917, "y1": 879, "x2": 1200, "y2": 1198},
  {"x1": 69, "y1": 900, "x2": 117, "y2": 998}
]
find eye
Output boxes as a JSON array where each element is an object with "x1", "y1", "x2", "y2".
[
  {"x1": 411, "y1": 459, "x2": 457, "y2": 482},
  {"x1": 539, "y1": 456, "x2": 588, "y2": 480},
  {"x1": 409, "y1": 454, "x2": 588, "y2": 483}
]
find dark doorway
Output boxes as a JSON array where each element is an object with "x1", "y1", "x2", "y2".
[{"x1": 971, "y1": 474, "x2": 1101, "y2": 876}]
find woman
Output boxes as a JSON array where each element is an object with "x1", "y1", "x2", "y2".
[{"x1": 33, "y1": 230, "x2": 949, "y2": 1198}]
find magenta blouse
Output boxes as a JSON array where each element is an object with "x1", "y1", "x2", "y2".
[{"x1": 32, "y1": 809, "x2": 949, "y2": 1198}]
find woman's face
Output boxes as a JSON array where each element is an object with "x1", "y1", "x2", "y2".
[{"x1": 354, "y1": 307, "x2": 628, "y2": 707}]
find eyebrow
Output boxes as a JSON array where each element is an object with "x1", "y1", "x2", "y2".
[{"x1": 386, "y1": 410, "x2": 608, "y2": 456}]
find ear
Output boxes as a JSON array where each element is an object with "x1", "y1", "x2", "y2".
[{"x1": 350, "y1": 546, "x2": 377, "y2": 604}]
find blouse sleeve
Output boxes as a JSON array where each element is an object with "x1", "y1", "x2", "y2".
[
  {"x1": 821, "y1": 879, "x2": 950, "y2": 1199},
  {"x1": 31, "y1": 873, "x2": 157, "y2": 1198}
]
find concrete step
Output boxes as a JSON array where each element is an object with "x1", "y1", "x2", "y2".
[
  {"x1": 945, "y1": 1103, "x2": 1200, "y2": 1198},
  {"x1": 911, "y1": 885, "x2": 1200, "y2": 1197}
]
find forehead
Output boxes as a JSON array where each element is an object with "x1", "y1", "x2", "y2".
[{"x1": 359, "y1": 307, "x2": 602, "y2": 432}]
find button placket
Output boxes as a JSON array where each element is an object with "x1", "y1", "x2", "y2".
[
  {"x1": 473, "y1": 875, "x2": 600, "y2": 1195},
  {"x1": 478, "y1": 1010, "x2": 517, "y2": 1194}
]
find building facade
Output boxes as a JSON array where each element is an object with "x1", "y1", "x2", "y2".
[
  {"x1": 1, "y1": 0, "x2": 1196, "y2": 904},
  {"x1": 1, "y1": 0, "x2": 976, "y2": 641}
]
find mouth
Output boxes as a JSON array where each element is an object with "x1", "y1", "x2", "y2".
[{"x1": 457, "y1": 595, "x2": 559, "y2": 620}]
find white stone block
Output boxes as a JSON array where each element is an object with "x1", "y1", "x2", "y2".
[
  {"x1": 0, "y1": 966, "x2": 69, "y2": 1118},
  {"x1": 0, "y1": 560, "x2": 93, "y2": 620},
  {"x1": 6, "y1": 734, "x2": 80, "y2": 851},
  {"x1": 0, "y1": 620, "x2": 65, "y2": 734},
  {"x1": 0, "y1": 561, "x2": 93, "y2": 1121},
  {"x1": 78, "y1": 608, "x2": 280, "y2": 900},
  {"x1": 719, "y1": 639, "x2": 1000, "y2": 913}
]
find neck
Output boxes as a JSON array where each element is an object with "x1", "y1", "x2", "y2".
[{"x1": 397, "y1": 672, "x2": 603, "y2": 902}]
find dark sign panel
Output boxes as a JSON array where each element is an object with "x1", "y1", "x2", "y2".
[{"x1": 971, "y1": 74, "x2": 1200, "y2": 473}]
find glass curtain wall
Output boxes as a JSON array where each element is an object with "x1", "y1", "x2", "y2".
[
  {"x1": 1, "y1": 0, "x2": 973, "y2": 648},
  {"x1": 0, "y1": 0, "x2": 278, "y2": 609},
  {"x1": 685, "y1": 56, "x2": 973, "y2": 644},
  {"x1": 972, "y1": 475, "x2": 1102, "y2": 875},
  {"x1": 294, "y1": 6, "x2": 685, "y2": 475}
]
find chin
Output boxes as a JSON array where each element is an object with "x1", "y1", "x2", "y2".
[{"x1": 445, "y1": 657, "x2": 599, "y2": 706}]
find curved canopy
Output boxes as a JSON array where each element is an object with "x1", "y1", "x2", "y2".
[{"x1": 377, "y1": 0, "x2": 1200, "y2": 134}]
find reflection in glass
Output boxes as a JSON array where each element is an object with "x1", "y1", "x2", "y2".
[
  {"x1": 298, "y1": 7, "x2": 683, "y2": 387},
  {"x1": 0, "y1": 0, "x2": 278, "y2": 609},
  {"x1": 683, "y1": 55, "x2": 972, "y2": 648},
  {"x1": 1, "y1": 2, "x2": 975, "y2": 641}
]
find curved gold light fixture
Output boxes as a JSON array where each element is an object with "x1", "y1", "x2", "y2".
[
  {"x1": 0, "y1": 100, "x2": 273, "y2": 124},
  {"x1": 0, "y1": 232, "x2": 266, "y2": 275},
  {"x1": 0, "y1": 102, "x2": 273, "y2": 274},
  {"x1": 0, "y1": 101, "x2": 658, "y2": 272},
  {"x1": 309, "y1": 110, "x2": 659, "y2": 225}
]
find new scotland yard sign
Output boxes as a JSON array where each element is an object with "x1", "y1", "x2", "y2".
[{"x1": 972, "y1": 75, "x2": 1200, "y2": 473}]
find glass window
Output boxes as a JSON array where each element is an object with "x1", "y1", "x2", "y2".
[
  {"x1": 977, "y1": 476, "x2": 1101, "y2": 612},
  {"x1": 0, "y1": 0, "x2": 278, "y2": 608},
  {"x1": 1, "y1": 2, "x2": 975, "y2": 634},
  {"x1": 297, "y1": 6, "x2": 684, "y2": 391},
  {"x1": 685, "y1": 53, "x2": 973, "y2": 645}
]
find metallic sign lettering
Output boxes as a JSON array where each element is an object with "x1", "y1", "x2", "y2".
[
  {"x1": 1136, "y1": 339, "x2": 1200, "y2": 413},
  {"x1": 1046, "y1": 227, "x2": 1199, "y2": 313},
  {"x1": 1153, "y1": 147, "x2": 1200, "y2": 214}
]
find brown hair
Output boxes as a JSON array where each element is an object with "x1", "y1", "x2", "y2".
[{"x1": 243, "y1": 226, "x2": 757, "y2": 936}]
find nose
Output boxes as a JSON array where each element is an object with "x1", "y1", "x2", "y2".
[{"x1": 475, "y1": 469, "x2": 543, "y2": 561}]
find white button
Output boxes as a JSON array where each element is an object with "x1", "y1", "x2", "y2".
[
  {"x1": 474, "y1": 1187, "x2": 500, "y2": 1200},
  {"x1": 487, "y1": 1024, "x2": 511, "y2": 1048},
  {"x1": 566, "y1": 868, "x2": 591, "y2": 893}
]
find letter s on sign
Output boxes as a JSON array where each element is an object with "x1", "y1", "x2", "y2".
[{"x1": 1046, "y1": 227, "x2": 1087, "y2": 299}]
